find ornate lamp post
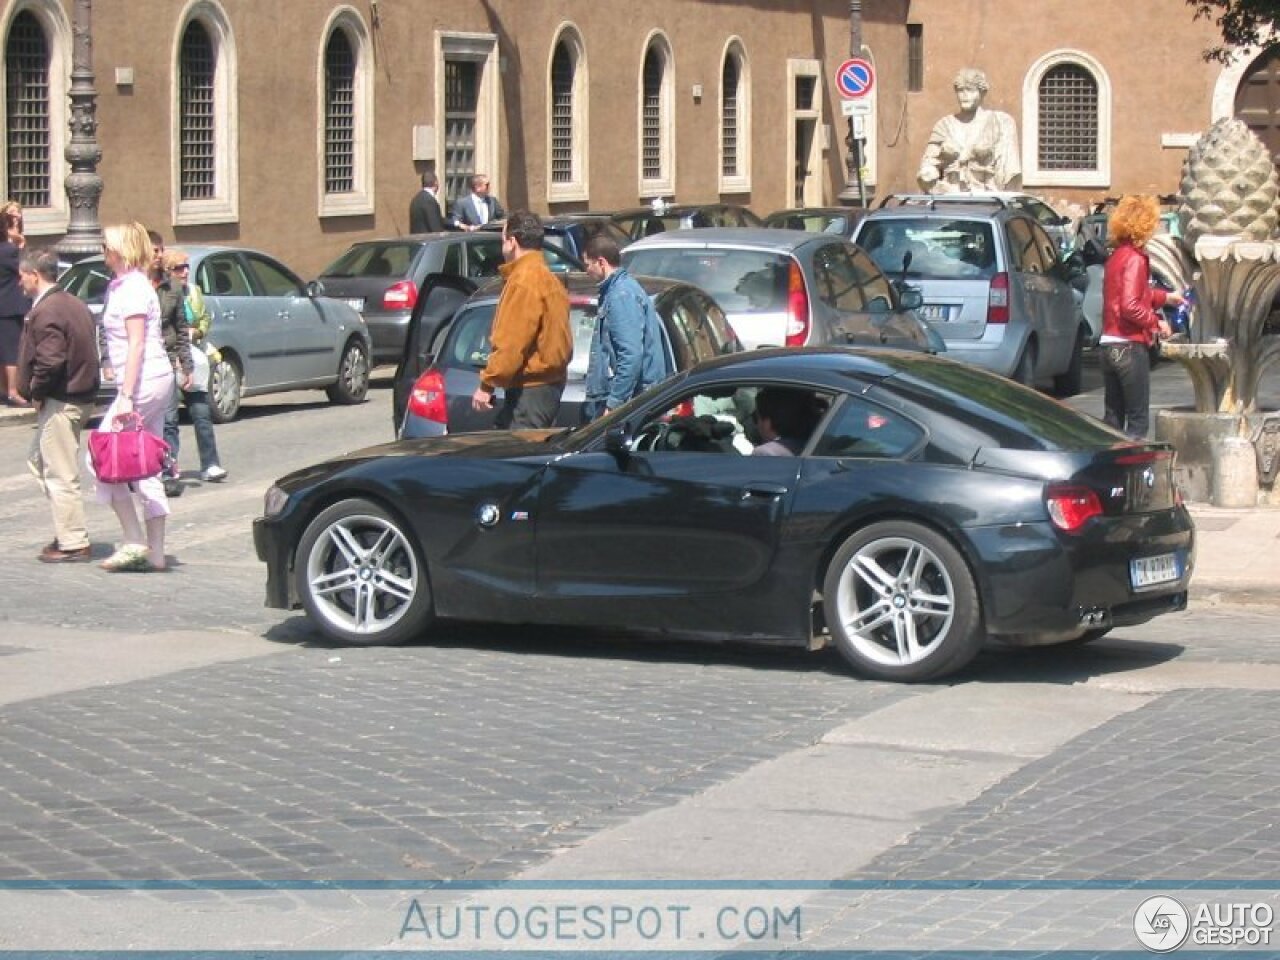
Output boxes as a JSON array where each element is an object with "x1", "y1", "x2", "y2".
[
  {"x1": 837, "y1": 0, "x2": 866, "y2": 207},
  {"x1": 55, "y1": 0, "x2": 104, "y2": 260}
]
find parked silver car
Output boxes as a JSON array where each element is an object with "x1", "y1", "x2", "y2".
[
  {"x1": 57, "y1": 246, "x2": 372, "y2": 422},
  {"x1": 853, "y1": 199, "x2": 1088, "y2": 395},
  {"x1": 622, "y1": 228, "x2": 941, "y2": 354}
]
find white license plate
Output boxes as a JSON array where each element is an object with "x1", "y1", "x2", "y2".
[
  {"x1": 1130, "y1": 552, "x2": 1182, "y2": 590},
  {"x1": 344, "y1": 298, "x2": 365, "y2": 312},
  {"x1": 919, "y1": 304, "x2": 953, "y2": 323}
]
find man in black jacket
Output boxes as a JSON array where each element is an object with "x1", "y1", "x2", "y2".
[
  {"x1": 408, "y1": 171, "x2": 446, "y2": 234},
  {"x1": 17, "y1": 248, "x2": 101, "y2": 562}
]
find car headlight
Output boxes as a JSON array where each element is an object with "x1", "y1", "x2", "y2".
[{"x1": 263, "y1": 484, "x2": 290, "y2": 518}]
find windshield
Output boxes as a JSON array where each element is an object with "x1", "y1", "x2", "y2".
[
  {"x1": 858, "y1": 218, "x2": 998, "y2": 281},
  {"x1": 56, "y1": 260, "x2": 111, "y2": 306},
  {"x1": 625, "y1": 249, "x2": 791, "y2": 314}
]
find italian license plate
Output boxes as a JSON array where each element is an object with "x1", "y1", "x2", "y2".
[
  {"x1": 919, "y1": 303, "x2": 953, "y2": 323},
  {"x1": 344, "y1": 298, "x2": 365, "y2": 312},
  {"x1": 1130, "y1": 552, "x2": 1182, "y2": 590}
]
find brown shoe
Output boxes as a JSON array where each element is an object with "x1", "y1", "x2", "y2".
[{"x1": 39, "y1": 544, "x2": 92, "y2": 563}]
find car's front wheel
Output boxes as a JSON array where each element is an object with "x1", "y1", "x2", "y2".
[
  {"x1": 208, "y1": 353, "x2": 242, "y2": 423},
  {"x1": 295, "y1": 498, "x2": 432, "y2": 646},
  {"x1": 823, "y1": 520, "x2": 982, "y2": 681}
]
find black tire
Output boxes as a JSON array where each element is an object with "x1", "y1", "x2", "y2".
[
  {"x1": 1012, "y1": 341, "x2": 1036, "y2": 387},
  {"x1": 1052, "y1": 327, "x2": 1086, "y2": 397},
  {"x1": 823, "y1": 520, "x2": 983, "y2": 682},
  {"x1": 208, "y1": 353, "x2": 242, "y2": 424},
  {"x1": 295, "y1": 498, "x2": 432, "y2": 646},
  {"x1": 326, "y1": 338, "x2": 370, "y2": 405}
]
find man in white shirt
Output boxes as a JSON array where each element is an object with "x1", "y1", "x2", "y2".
[{"x1": 451, "y1": 174, "x2": 506, "y2": 231}]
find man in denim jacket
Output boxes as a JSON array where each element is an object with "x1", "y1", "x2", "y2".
[{"x1": 581, "y1": 234, "x2": 666, "y2": 421}]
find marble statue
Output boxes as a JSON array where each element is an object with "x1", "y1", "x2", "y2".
[{"x1": 917, "y1": 67, "x2": 1021, "y2": 193}]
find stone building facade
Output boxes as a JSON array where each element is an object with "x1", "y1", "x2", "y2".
[{"x1": 0, "y1": 0, "x2": 1270, "y2": 273}]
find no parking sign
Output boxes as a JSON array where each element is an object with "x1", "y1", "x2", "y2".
[{"x1": 835, "y1": 57, "x2": 875, "y2": 100}]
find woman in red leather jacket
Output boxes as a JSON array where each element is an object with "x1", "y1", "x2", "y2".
[{"x1": 1100, "y1": 195, "x2": 1183, "y2": 438}]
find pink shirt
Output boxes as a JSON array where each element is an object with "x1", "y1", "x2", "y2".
[{"x1": 102, "y1": 269, "x2": 170, "y2": 382}]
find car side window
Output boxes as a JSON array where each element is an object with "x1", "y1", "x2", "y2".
[
  {"x1": 1028, "y1": 222, "x2": 1062, "y2": 271},
  {"x1": 543, "y1": 245, "x2": 578, "y2": 274},
  {"x1": 1004, "y1": 218, "x2": 1048, "y2": 275},
  {"x1": 245, "y1": 254, "x2": 303, "y2": 297},
  {"x1": 631, "y1": 384, "x2": 830, "y2": 457},
  {"x1": 441, "y1": 242, "x2": 463, "y2": 276},
  {"x1": 813, "y1": 243, "x2": 866, "y2": 312},
  {"x1": 198, "y1": 255, "x2": 254, "y2": 297},
  {"x1": 849, "y1": 246, "x2": 895, "y2": 312},
  {"x1": 813, "y1": 396, "x2": 924, "y2": 459},
  {"x1": 466, "y1": 238, "x2": 504, "y2": 278}
]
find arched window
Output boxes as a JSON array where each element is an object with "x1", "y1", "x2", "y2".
[
  {"x1": 639, "y1": 34, "x2": 674, "y2": 197},
  {"x1": 179, "y1": 21, "x2": 216, "y2": 201},
  {"x1": 547, "y1": 26, "x2": 587, "y2": 202},
  {"x1": 5, "y1": 11, "x2": 50, "y2": 207},
  {"x1": 720, "y1": 39, "x2": 750, "y2": 194},
  {"x1": 318, "y1": 9, "x2": 373, "y2": 216},
  {"x1": 1022, "y1": 50, "x2": 1111, "y2": 188},
  {"x1": 324, "y1": 30, "x2": 355, "y2": 194},
  {"x1": 2, "y1": 1, "x2": 69, "y2": 232},
  {"x1": 174, "y1": 5, "x2": 238, "y2": 225}
]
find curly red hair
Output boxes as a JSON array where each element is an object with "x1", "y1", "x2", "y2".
[{"x1": 1108, "y1": 195, "x2": 1160, "y2": 248}]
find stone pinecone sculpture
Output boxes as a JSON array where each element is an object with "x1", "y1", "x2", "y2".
[{"x1": 1177, "y1": 117, "x2": 1280, "y2": 246}]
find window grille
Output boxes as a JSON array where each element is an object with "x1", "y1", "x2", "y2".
[
  {"x1": 907, "y1": 24, "x2": 923, "y2": 93},
  {"x1": 324, "y1": 30, "x2": 355, "y2": 194},
  {"x1": 550, "y1": 42, "x2": 574, "y2": 184},
  {"x1": 722, "y1": 55, "x2": 739, "y2": 178},
  {"x1": 180, "y1": 21, "x2": 216, "y2": 200},
  {"x1": 444, "y1": 59, "x2": 479, "y2": 203},
  {"x1": 642, "y1": 47, "x2": 664, "y2": 180},
  {"x1": 5, "y1": 12, "x2": 51, "y2": 208},
  {"x1": 1037, "y1": 63, "x2": 1098, "y2": 171}
]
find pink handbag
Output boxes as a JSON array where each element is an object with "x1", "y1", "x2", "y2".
[{"x1": 88, "y1": 412, "x2": 171, "y2": 484}]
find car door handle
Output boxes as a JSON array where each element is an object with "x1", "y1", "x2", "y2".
[
  {"x1": 220, "y1": 310, "x2": 236, "y2": 322},
  {"x1": 741, "y1": 483, "x2": 789, "y2": 500}
]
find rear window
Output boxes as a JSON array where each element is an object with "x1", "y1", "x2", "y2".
[
  {"x1": 442, "y1": 302, "x2": 598, "y2": 380},
  {"x1": 625, "y1": 249, "x2": 791, "y2": 314},
  {"x1": 321, "y1": 242, "x2": 419, "y2": 278},
  {"x1": 858, "y1": 218, "x2": 997, "y2": 281}
]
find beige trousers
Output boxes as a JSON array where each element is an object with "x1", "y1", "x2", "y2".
[{"x1": 28, "y1": 398, "x2": 93, "y2": 550}]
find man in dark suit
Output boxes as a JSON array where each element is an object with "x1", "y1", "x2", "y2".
[
  {"x1": 450, "y1": 174, "x2": 506, "y2": 231},
  {"x1": 408, "y1": 171, "x2": 446, "y2": 234},
  {"x1": 16, "y1": 248, "x2": 101, "y2": 562}
]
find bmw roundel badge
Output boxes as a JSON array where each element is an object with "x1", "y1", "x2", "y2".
[{"x1": 476, "y1": 503, "x2": 501, "y2": 528}]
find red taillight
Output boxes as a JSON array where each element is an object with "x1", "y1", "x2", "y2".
[
  {"x1": 407, "y1": 367, "x2": 448, "y2": 424},
  {"x1": 1046, "y1": 483, "x2": 1103, "y2": 533},
  {"x1": 987, "y1": 272, "x2": 1009, "y2": 325},
  {"x1": 784, "y1": 260, "x2": 810, "y2": 346},
  {"x1": 383, "y1": 280, "x2": 418, "y2": 311}
]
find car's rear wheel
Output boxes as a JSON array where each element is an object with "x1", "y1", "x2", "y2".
[
  {"x1": 326, "y1": 338, "x2": 370, "y2": 405},
  {"x1": 823, "y1": 520, "x2": 983, "y2": 681},
  {"x1": 295, "y1": 498, "x2": 432, "y2": 646},
  {"x1": 1052, "y1": 326, "x2": 1086, "y2": 397},
  {"x1": 1012, "y1": 341, "x2": 1037, "y2": 387},
  {"x1": 208, "y1": 353, "x2": 242, "y2": 423}
]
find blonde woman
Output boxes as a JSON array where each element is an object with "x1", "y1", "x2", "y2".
[
  {"x1": 96, "y1": 222, "x2": 175, "y2": 571},
  {"x1": 1100, "y1": 196, "x2": 1183, "y2": 439}
]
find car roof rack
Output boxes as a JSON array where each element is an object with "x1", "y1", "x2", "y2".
[{"x1": 877, "y1": 193, "x2": 1009, "y2": 211}]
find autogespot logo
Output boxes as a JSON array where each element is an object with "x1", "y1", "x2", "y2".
[{"x1": 1134, "y1": 896, "x2": 1191, "y2": 952}]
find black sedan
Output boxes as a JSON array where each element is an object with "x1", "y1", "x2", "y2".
[{"x1": 254, "y1": 348, "x2": 1194, "y2": 682}]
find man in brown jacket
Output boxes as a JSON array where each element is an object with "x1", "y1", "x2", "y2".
[
  {"x1": 470, "y1": 210, "x2": 572, "y2": 429},
  {"x1": 17, "y1": 248, "x2": 101, "y2": 562}
]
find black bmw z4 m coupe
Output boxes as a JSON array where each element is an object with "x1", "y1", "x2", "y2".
[{"x1": 255, "y1": 347, "x2": 1193, "y2": 682}]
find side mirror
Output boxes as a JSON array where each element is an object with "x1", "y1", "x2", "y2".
[
  {"x1": 306, "y1": 279, "x2": 325, "y2": 298},
  {"x1": 604, "y1": 424, "x2": 631, "y2": 454},
  {"x1": 898, "y1": 287, "x2": 924, "y2": 311}
]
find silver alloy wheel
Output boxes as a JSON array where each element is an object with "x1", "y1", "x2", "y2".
[
  {"x1": 832, "y1": 535, "x2": 956, "y2": 667},
  {"x1": 304, "y1": 512, "x2": 419, "y2": 636},
  {"x1": 339, "y1": 342, "x2": 368, "y2": 398}
]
